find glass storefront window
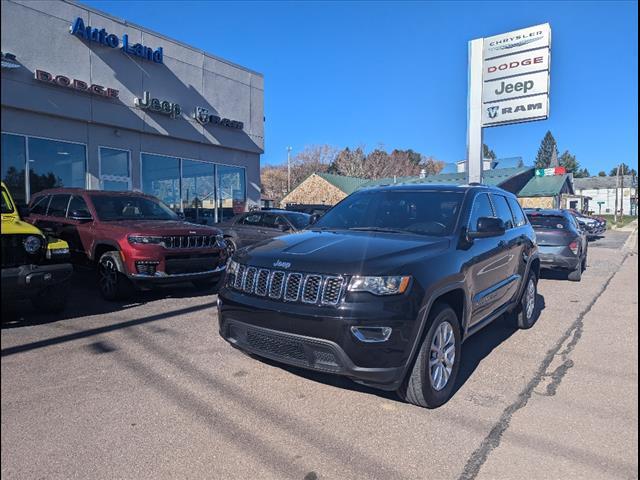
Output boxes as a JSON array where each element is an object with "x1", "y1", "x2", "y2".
[
  {"x1": 1, "y1": 134, "x2": 27, "y2": 205},
  {"x1": 100, "y1": 147, "x2": 131, "y2": 191},
  {"x1": 141, "y1": 153, "x2": 180, "y2": 211},
  {"x1": 217, "y1": 164, "x2": 246, "y2": 222},
  {"x1": 182, "y1": 160, "x2": 216, "y2": 225},
  {"x1": 28, "y1": 138, "x2": 86, "y2": 198}
]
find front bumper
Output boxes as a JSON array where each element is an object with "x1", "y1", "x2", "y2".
[
  {"x1": 1, "y1": 263, "x2": 73, "y2": 297},
  {"x1": 217, "y1": 287, "x2": 421, "y2": 391},
  {"x1": 538, "y1": 245, "x2": 580, "y2": 270},
  {"x1": 130, "y1": 264, "x2": 225, "y2": 285}
]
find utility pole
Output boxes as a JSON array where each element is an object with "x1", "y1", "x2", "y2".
[
  {"x1": 614, "y1": 164, "x2": 621, "y2": 224},
  {"x1": 286, "y1": 146, "x2": 292, "y2": 193}
]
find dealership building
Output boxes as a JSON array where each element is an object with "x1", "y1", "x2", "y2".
[{"x1": 1, "y1": 0, "x2": 264, "y2": 223}]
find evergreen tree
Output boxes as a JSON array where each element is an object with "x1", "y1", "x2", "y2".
[
  {"x1": 598, "y1": 171, "x2": 607, "y2": 177},
  {"x1": 559, "y1": 150, "x2": 579, "y2": 173},
  {"x1": 535, "y1": 131, "x2": 559, "y2": 168},
  {"x1": 482, "y1": 144, "x2": 496, "y2": 160},
  {"x1": 609, "y1": 163, "x2": 638, "y2": 176}
]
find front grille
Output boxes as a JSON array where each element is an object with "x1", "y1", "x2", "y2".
[
  {"x1": 229, "y1": 264, "x2": 345, "y2": 307},
  {"x1": 246, "y1": 329, "x2": 307, "y2": 362},
  {"x1": 1, "y1": 235, "x2": 45, "y2": 268},
  {"x1": 165, "y1": 254, "x2": 221, "y2": 275},
  {"x1": 163, "y1": 235, "x2": 217, "y2": 249}
]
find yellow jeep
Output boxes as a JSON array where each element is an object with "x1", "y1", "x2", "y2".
[{"x1": 1, "y1": 182, "x2": 73, "y2": 313}]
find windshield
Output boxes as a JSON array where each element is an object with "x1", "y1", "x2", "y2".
[
  {"x1": 312, "y1": 189, "x2": 464, "y2": 236},
  {"x1": 527, "y1": 215, "x2": 570, "y2": 230},
  {"x1": 90, "y1": 194, "x2": 178, "y2": 221},
  {"x1": 1, "y1": 188, "x2": 15, "y2": 214},
  {"x1": 285, "y1": 212, "x2": 311, "y2": 229}
]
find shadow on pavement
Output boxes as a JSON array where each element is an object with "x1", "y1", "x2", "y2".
[{"x1": 1, "y1": 268, "x2": 219, "y2": 329}]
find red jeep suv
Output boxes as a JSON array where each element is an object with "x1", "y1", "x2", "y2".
[{"x1": 27, "y1": 188, "x2": 227, "y2": 300}]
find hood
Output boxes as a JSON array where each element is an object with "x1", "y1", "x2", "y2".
[
  {"x1": 102, "y1": 220, "x2": 222, "y2": 236},
  {"x1": 235, "y1": 230, "x2": 450, "y2": 275},
  {"x1": 1, "y1": 215, "x2": 44, "y2": 236}
]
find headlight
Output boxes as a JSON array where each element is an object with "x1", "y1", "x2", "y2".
[
  {"x1": 23, "y1": 235, "x2": 42, "y2": 254},
  {"x1": 128, "y1": 236, "x2": 164, "y2": 245},
  {"x1": 227, "y1": 259, "x2": 239, "y2": 275},
  {"x1": 347, "y1": 275, "x2": 411, "y2": 296}
]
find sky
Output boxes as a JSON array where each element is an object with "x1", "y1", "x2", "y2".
[{"x1": 84, "y1": 0, "x2": 638, "y2": 174}]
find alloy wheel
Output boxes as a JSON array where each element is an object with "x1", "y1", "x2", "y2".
[
  {"x1": 525, "y1": 277, "x2": 536, "y2": 320},
  {"x1": 99, "y1": 258, "x2": 118, "y2": 296},
  {"x1": 429, "y1": 321, "x2": 456, "y2": 391}
]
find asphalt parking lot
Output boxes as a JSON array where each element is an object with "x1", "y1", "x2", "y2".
[{"x1": 2, "y1": 230, "x2": 637, "y2": 480}]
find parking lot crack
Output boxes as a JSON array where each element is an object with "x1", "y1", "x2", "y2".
[{"x1": 458, "y1": 251, "x2": 630, "y2": 480}]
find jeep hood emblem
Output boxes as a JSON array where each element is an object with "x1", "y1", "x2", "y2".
[{"x1": 273, "y1": 260, "x2": 291, "y2": 269}]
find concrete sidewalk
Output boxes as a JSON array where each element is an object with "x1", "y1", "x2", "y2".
[{"x1": 476, "y1": 248, "x2": 638, "y2": 479}]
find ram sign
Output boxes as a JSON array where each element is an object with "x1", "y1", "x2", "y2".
[{"x1": 481, "y1": 23, "x2": 551, "y2": 127}]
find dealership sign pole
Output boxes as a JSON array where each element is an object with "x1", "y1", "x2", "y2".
[{"x1": 467, "y1": 23, "x2": 551, "y2": 184}]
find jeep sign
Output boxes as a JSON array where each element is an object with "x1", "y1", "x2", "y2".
[
  {"x1": 482, "y1": 70, "x2": 549, "y2": 103},
  {"x1": 482, "y1": 94, "x2": 549, "y2": 127}
]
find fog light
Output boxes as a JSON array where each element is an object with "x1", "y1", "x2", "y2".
[
  {"x1": 350, "y1": 326, "x2": 392, "y2": 343},
  {"x1": 135, "y1": 260, "x2": 159, "y2": 275}
]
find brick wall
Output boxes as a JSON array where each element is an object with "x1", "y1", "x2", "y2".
[{"x1": 280, "y1": 174, "x2": 347, "y2": 207}]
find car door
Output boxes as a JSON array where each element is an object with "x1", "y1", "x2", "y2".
[
  {"x1": 489, "y1": 193, "x2": 522, "y2": 305},
  {"x1": 466, "y1": 192, "x2": 518, "y2": 327},
  {"x1": 232, "y1": 212, "x2": 263, "y2": 248},
  {"x1": 34, "y1": 194, "x2": 71, "y2": 237},
  {"x1": 63, "y1": 194, "x2": 94, "y2": 262}
]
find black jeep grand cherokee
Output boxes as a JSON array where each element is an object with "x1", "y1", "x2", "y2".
[{"x1": 218, "y1": 184, "x2": 539, "y2": 408}]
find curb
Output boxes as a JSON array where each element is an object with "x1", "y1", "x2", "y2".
[{"x1": 622, "y1": 225, "x2": 638, "y2": 253}]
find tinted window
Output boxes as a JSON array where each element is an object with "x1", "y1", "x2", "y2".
[
  {"x1": 260, "y1": 213, "x2": 278, "y2": 228},
  {"x1": 284, "y1": 212, "x2": 311, "y2": 229},
  {"x1": 507, "y1": 197, "x2": 527, "y2": 227},
  {"x1": 68, "y1": 195, "x2": 91, "y2": 217},
  {"x1": 527, "y1": 214, "x2": 571, "y2": 230},
  {"x1": 30, "y1": 195, "x2": 50, "y2": 215},
  {"x1": 47, "y1": 194, "x2": 71, "y2": 217},
  {"x1": 239, "y1": 213, "x2": 262, "y2": 226},
  {"x1": 468, "y1": 193, "x2": 495, "y2": 232},
  {"x1": 491, "y1": 194, "x2": 514, "y2": 229},
  {"x1": 314, "y1": 190, "x2": 464, "y2": 236},
  {"x1": 1, "y1": 187, "x2": 15, "y2": 214},
  {"x1": 90, "y1": 194, "x2": 178, "y2": 221}
]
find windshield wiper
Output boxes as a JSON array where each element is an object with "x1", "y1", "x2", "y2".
[{"x1": 348, "y1": 227, "x2": 408, "y2": 234}]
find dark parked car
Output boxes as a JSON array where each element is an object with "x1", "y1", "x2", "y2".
[
  {"x1": 525, "y1": 209, "x2": 588, "y2": 281},
  {"x1": 219, "y1": 209, "x2": 311, "y2": 256},
  {"x1": 285, "y1": 203, "x2": 332, "y2": 216},
  {"x1": 569, "y1": 209, "x2": 605, "y2": 238},
  {"x1": 218, "y1": 185, "x2": 540, "y2": 408},
  {"x1": 27, "y1": 189, "x2": 227, "y2": 300}
]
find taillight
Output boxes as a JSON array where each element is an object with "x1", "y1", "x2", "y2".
[{"x1": 569, "y1": 241, "x2": 579, "y2": 255}]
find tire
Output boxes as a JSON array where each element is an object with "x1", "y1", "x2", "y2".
[
  {"x1": 514, "y1": 271, "x2": 539, "y2": 329},
  {"x1": 581, "y1": 252, "x2": 587, "y2": 272},
  {"x1": 568, "y1": 260, "x2": 582, "y2": 282},
  {"x1": 397, "y1": 304, "x2": 462, "y2": 408},
  {"x1": 98, "y1": 251, "x2": 132, "y2": 301},
  {"x1": 31, "y1": 280, "x2": 70, "y2": 313}
]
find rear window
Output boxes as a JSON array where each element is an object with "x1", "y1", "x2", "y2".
[{"x1": 527, "y1": 214, "x2": 569, "y2": 230}]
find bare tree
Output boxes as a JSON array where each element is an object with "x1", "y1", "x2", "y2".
[{"x1": 330, "y1": 146, "x2": 367, "y2": 177}]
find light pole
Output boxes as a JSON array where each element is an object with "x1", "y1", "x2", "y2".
[{"x1": 286, "y1": 146, "x2": 292, "y2": 193}]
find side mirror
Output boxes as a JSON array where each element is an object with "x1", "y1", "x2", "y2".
[
  {"x1": 69, "y1": 209, "x2": 93, "y2": 222},
  {"x1": 468, "y1": 217, "x2": 506, "y2": 239}
]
